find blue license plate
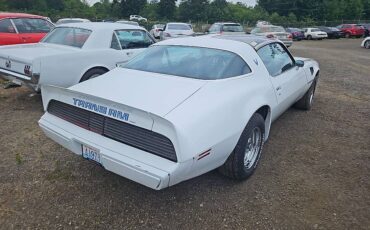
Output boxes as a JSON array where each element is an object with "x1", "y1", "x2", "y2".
[{"x1": 82, "y1": 145, "x2": 101, "y2": 164}]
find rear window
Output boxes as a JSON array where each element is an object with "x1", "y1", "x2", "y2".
[
  {"x1": 12, "y1": 18, "x2": 53, "y2": 33},
  {"x1": 41, "y1": 27, "x2": 92, "y2": 48},
  {"x1": 167, "y1": 24, "x2": 191, "y2": 30},
  {"x1": 223, "y1": 24, "x2": 244, "y2": 32},
  {"x1": 311, "y1": 29, "x2": 320, "y2": 32},
  {"x1": 124, "y1": 46, "x2": 251, "y2": 80},
  {"x1": 115, "y1": 30, "x2": 155, "y2": 49},
  {"x1": 0, "y1": 19, "x2": 16, "y2": 33}
]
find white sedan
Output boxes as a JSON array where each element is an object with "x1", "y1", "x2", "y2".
[
  {"x1": 304, "y1": 28, "x2": 328, "y2": 40},
  {"x1": 361, "y1": 37, "x2": 370, "y2": 49},
  {"x1": 39, "y1": 35, "x2": 319, "y2": 190},
  {"x1": 0, "y1": 22, "x2": 155, "y2": 92}
]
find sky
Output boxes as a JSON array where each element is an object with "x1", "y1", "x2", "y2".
[{"x1": 86, "y1": 0, "x2": 257, "y2": 7}]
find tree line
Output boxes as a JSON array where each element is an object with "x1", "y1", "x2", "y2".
[{"x1": 0, "y1": 0, "x2": 369, "y2": 25}]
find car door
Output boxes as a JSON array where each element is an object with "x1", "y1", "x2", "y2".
[
  {"x1": 111, "y1": 29, "x2": 155, "y2": 64},
  {"x1": 11, "y1": 18, "x2": 53, "y2": 44},
  {"x1": 0, "y1": 19, "x2": 22, "y2": 45},
  {"x1": 257, "y1": 42, "x2": 308, "y2": 118}
]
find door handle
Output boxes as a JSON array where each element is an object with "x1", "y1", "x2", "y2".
[
  {"x1": 126, "y1": 52, "x2": 133, "y2": 56},
  {"x1": 276, "y1": 86, "x2": 282, "y2": 91}
]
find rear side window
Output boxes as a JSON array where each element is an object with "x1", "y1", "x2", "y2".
[
  {"x1": 115, "y1": 29, "x2": 154, "y2": 49},
  {"x1": 111, "y1": 33, "x2": 121, "y2": 50},
  {"x1": 12, "y1": 18, "x2": 53, "y2": 33},
  {"x1": 257, "y1": 43, "x2": 294, "y2": 77},
  {"x1": 0, "y1": 19, "x2": 16, "y2": 33}
]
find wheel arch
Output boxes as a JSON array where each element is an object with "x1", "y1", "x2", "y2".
[
  {"x1": 254, "y1": 105, "x2": 272, "y2": 141},
  {"x1": 80, "y1": 66, "x2": 110, "y2": 82}
]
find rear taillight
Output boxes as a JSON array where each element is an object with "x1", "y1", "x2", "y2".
[
  {"x1": 288, "y1": 34, "x2": 293, "y2": 39},
  {"x1": 24, "y1": 65, "x2": 32, "y2": 76}
]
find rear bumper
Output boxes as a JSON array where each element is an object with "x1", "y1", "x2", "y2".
[
  {"x1": 38, "y1": 113, "x2": 182, "y2": 190},
  {"x1": 0, "y1": 68, "x2": 39, "y2": 91}
]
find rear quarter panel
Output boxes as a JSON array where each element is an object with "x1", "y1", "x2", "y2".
[
  {"x1": 164, "y1": 63, "x2": 277, "y2": 181},
  {"x1": 38, "y1": 49, "x2": 126, "y2": 88}
]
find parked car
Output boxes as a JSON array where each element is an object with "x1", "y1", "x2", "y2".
[
  {"x1": 337, "y1": 24, "x2": 365, "y2": 38},
  {"x1": 160, "y1": 23, "x2": 195, "y2": 40},
  {"x1": 149, "y1": 24, "x2": 165, "y2": 39},
  {"x1": 0, "y1": 12, "x2": 54, "y2": 45},
  {"x1": 303, "y1": 28, "x2": 328, "y2": 40},
  {"x1": 361, "y1": 37, "x2": 370, "y2": 49},
  {"x1": 0, "y1": 23, "x2": 155, "y2": 92},
  {"x1": 207, "y1": 22, "x2": 245, "y2": 35},
  {"x1": 317, "y1": 26, "x2": 343, "y2": 39},
  {"x1": 129, "y1": 15, "x2": 147, "y2": 22},
  {"x1": 251, "y1": 26, "x2": 293, "y2": 47},
  {"x1": 358, "y1": 23, "x2": 370, "y2": 37},
  {"x1": 116, "y1": 20, "x2": 140, "y2": 26},
  {"x1": 285, "y1": 27, "x2": 305, "y2": 41},
  {"x1": 39, "y1": 35, "x2": 319, "y2": 190},
  {"x1": 56, "y1": 18, "x2": 91, "y2": 25}
]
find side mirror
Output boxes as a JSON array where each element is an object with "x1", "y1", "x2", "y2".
[
  {"x1": 296, "y1": 60, "x2": 305, "y2": 67},
  {"x1": 246, "y1": 31, "x2": 251, "y2": 34},
  {"x1": 158, "y1": 28, "x2": 163, "y2": 32}
]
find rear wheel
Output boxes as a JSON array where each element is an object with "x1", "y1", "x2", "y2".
[
  {"x1": 365, "y1": 41, "x2": 370, "y2": 49},
  {"x1": 307, "y1": 35, "x2": 312, "y2": 40},
  {"x1": 294, "y1": 79, "x2": 317, "y2": 110},
  {"x1": 219, "y1": 113, "x2": 265, "y2": 180},
  {"x1": 80, "y1": 68, "x2": 108, "y2": 82},
  {"x1": 345, "y1": 33, "x2": 351, "y2": 38}
]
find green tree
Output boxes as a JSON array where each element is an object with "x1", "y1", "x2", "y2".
[{"x1": 158, "y1": 0, "x2": 176, "y2": 20}]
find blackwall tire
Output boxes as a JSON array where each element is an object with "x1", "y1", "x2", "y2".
[
  {"x1": 294, "y1": 79, "x2": 317, "y2": 110},
  {"x1": 80, "y1": 68, "x2": 108, "y2": 82},
  {"x1": 219, "y1": 113, "x2": 265, "y2": 180}
]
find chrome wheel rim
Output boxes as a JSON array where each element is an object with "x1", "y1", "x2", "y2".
[
  {"x1": 309, "y1": 90, "x2": 314, "y2": 105},
  {"x1": 366, "y1": 42, "x2": 370, "y2": 49},
  {"x1": 244, "y1": 127, "x2": 262, "y2": 169}
]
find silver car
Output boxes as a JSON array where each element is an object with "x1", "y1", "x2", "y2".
[
  {"x1": 150, "y1": 24, "x2": 165, "y2": 39},
  {"x1": 160, "y1": 23, "x2": 195, "y2": 40},
  {"x1": 208, "y1": 22, "x2": 245, "y2": 35},
  {"x1": 251, "y1": 26, "x2": 293, "y2": 47}
]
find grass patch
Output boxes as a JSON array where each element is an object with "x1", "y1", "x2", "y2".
[{"x1": 15, "y1": 153, "x2": 23, "y2": 165}]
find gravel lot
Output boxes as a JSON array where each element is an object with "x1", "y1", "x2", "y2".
[{"x1": 0, "y1": 38, "x2": 369, "y2": 229}]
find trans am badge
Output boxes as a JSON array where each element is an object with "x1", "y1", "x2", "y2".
[{"x1": 72, "y1": 98, "x2": 130, "y2": 122}]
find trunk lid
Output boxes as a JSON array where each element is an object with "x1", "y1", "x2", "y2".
[
  {"x1": 49, "y1": 68, "x2": 207, "y2": 130},
  {"x1": 0, "y1": 43, "x2": 77, "y2": 75}
]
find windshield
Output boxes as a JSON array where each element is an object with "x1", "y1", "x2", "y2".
[
  {"x1": 41, "y1": 27, "x2": 92, "y2": 48},
  {"x1": 223, "y1": 24, "x2": 244, "y2": 32},
  {"x1": 167, "y1": 24, "x2": 191, "y2": 30},
  {"x1": 115, "y1": 30, "x2": 154, "y2": 49},
  {"x1": 254, "y1": 26, "x2": 286, "y2": 33},
  {"x1": 123, "y1": 46, "x2": 251, "y2": 80},
  {"x1": 329, "y1": 27, "x2": 340, "y2": 31}
]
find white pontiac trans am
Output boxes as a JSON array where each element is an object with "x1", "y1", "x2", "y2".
[
  {"x1": 0, "y1": 22, "x2": 155, "y2": 92},
  {"x1": 39, "y1": 35, "x2": 320, "y2": 190}
]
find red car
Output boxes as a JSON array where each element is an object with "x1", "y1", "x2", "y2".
[
  {"x1": 337, "y1": 24, "x2": 365, "y2": 38},
  {"x1": 0, "y1": 13, "x2": 54, "y2": 45}
]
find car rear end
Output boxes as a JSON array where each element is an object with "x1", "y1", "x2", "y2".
[
  {"x1": 353, "y1": 25, "x2": 365, "y2": 37},
  {"x1": 162, "y1": 23, "x2": 194, "y2": 40},
  {"x1": 0, "y1": 51, "x2": 40, "y2": 90},
  {"x1": 39, "y1": 85, "x2": 189, "y2": 190}
]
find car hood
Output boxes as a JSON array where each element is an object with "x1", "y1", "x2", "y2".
[
  {"x1": 69, "y1": 68, "x2": 207, "y2": 117},
  {"x1": 0, "y1": 43, "x2": 78, "y2": 63}
]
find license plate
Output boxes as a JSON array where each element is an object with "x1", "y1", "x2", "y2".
[{"x1": 82, "y1": 145, "x2": 101, "y2": 164}]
